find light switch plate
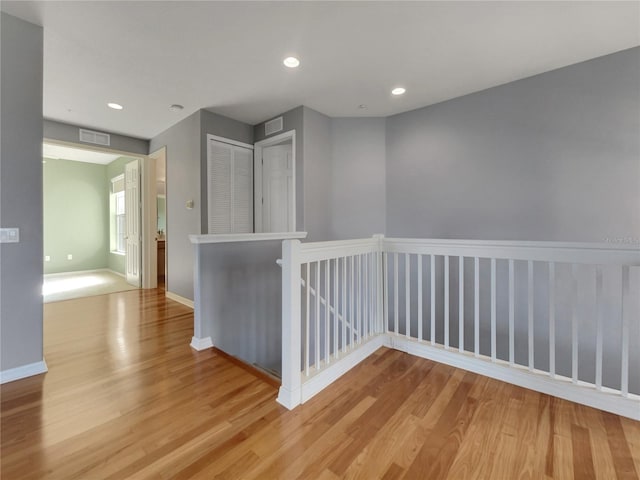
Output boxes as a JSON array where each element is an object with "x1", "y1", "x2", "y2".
[{"x1": 0, "y1": 228, "x2": 20, "y2": 243}]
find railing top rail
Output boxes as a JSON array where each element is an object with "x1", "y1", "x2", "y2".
[
  {"x1": 383, "y1": 237, "x2": 640, "y2": 265},
  {"x1": 296, "y1": 237, "x2": 380, "y2": 263}
]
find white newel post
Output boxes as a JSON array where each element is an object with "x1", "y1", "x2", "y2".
[{"x1": 277, "y1": 239, "x2": 303, "y2": 409}]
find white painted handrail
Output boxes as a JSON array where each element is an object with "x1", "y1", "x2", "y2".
[{"x1": 279, "y1": 235, "x2": 640, "y2": 419}]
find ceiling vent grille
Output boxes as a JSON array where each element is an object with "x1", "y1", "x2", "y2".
[
  {"x1": 79, "y1": 128, "x2": 111, "y2": 146},
  {"x1": 264, "y1": 117, "x2": 283, "y2": 137}
]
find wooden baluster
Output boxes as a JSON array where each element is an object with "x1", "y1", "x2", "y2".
[
  {"x1": 444, "y1": 255, "x2": 449, "y2": 349},
  {"x1": 474, "y1": 257, "x2": 480, "y2": 357},
  {"x1": 315, "y1": 260, "x2": 321, "y2": 369},
  {"x1": 595, "y1": 266, "x2": 603, "y2": 390},
  {"x1": 430, "y1": 254, "x2": 436, "y2": 345},
  {"x1": 394, "y1": 253, "x2": 399, "y2": 336},
  {"x1": 528, "y1": 260, "x2": 534, "y2": 371},
  {"x1": 305, "y1": 262, "x2": 310, "y2": 376},
  {"x1": 384, "y1": 252, "x2": 389, "y2": 334},
  {"x1": 418, "y1": 254, "x2": 423, "y2": 342},
  {"x1": 509, "y1": 259, "x2": 515, "y2": 366},
  {"x1": 459, "y1": 256, "x2": 464, "y2": 353},
  {"x1": 548, "y1": 262, "x2": 555, "y2": 378},
  {"x1": 621, "y1": 266, "x2": 630, "y2": 397},
  {"x1": 350, "y1": 255, "x2": 354, "y2": 349},
  {"x1": 406, "y1": 253, "x2": 411, "y2": 339},
  {"x1": 571, "y1": 264, "x2": 578, "y2": 384},
  {"x1": 325, "y1": 259, "x2": 330, "y2": 364},
  {"x1": 342, "y1": 256, "x2": 347, "y2": 353},
  {"x1": 491, "y1": 258, "x2": 497, "y2": 362},
  {"x1": 334, "y1": 257, "x2": 339, "y2": 359}
]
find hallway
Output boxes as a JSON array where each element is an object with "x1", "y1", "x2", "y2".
[{"x1": 1, "y1": 288, "x2": 638, "y2": 479}]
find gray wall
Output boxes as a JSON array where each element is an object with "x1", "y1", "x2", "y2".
[
  {"x1": 330, "y1": 118, "x2": 386, "y2": 240},
  {"x1": 44, "y1": 119, "x2": 149, "y2": 156},
  {"x1": 149, "y1": 112, "x2": 201, "y2": 300},
  {"x1": 200, "y1": 109, "x2": 254, "y2": 233},
  {"x1": 195, "y1": 241, "x2": 283, "y2": 375},
  {"x1": 384, "y1": 47, "x2": 640, "y2": 394},
  {"x1": 386, "y1": 47, "x2": 640, "y2": 243},
  {"x1": 302, "y1": 107, "x2": 333, "y2": 241},
  {"x1": 254, "y1": 106, "x2": 305, "y2": 231},
  {"x1": 150, "y1": 109, "x2": 254, "y2": 300},
  {"x1": 0, "y1": 13, "x2": 44, "y2": 372}
]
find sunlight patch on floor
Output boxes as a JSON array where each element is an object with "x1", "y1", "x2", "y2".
[{"x1": 43, "y1": 270, "x2": 138, "y2": 302}]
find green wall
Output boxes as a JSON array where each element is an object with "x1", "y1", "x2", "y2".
[
  {"x1": 43, "y1": 158, "x2": 109, "y2": 273},
  {"x1": 43, "y1": 155, "x2": 139, "y2": 275}
]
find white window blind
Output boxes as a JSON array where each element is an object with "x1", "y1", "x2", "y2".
[{"x1": 207, "y1": 139, "x2": 253, "y2": 234}]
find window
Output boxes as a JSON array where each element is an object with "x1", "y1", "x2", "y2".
[
  {"x1": 111, "y1": 174, "x2": 125, "y2": 253},
  {"x1": 115, "y1": 190, "x2": 125, "y2": 253}
]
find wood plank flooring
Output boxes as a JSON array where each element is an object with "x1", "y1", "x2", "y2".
[{"x1": 1, "y1": 288, "x2": 639, "y2": 479}]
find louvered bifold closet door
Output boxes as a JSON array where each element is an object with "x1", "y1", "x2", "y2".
[
  {"x1": 208, "y1": 141, "x2": 233, "y2": 233},
  {"x1": 231, "y1": 147, "x2": 253, "y2": 233},
  {"x1": 207, "y1": 139, "x2": 254, "y2": 234}
]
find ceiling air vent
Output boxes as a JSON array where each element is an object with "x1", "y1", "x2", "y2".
[
  {"x1": 264, "y1": 117, "x2": 283, "y2": 137},
  {"x1": 79, "y1": 128, "x2": 111, "y2": 146}
]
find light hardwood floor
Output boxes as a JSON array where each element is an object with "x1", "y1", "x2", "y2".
[{"x1": 1, "y1": 288, "x2": 639, "y2": 479}]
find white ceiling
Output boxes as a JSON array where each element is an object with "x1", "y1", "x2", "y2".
[
  {"x1": 2, "y1": 1, "x2": 639, "y2": 140},
  {"x1": 43, "y1": 143, "x2": 122, "y2": 165}
]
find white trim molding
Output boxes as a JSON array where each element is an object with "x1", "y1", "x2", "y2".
[
  {"x1": 166, "y1": 291, "x2": 194, "y2": 308},
  {"x1": 1, "y1": 359, "x2": 48, "y2": 384},
  {"x1": 190, "y1": 336, "x2": 213, "y2": 351},
  {"x1": 300, "y1": 335, "x2": 386, "y2": 405},
  {"x1": 190, "y1": 231, "x2": 307, "y2": 244},
  {"x1": 386, "y1": 334, "x2": 640, "y2": 421},
  {"x1": 206, "y1": 134, "x2": 254, "y2": 150}
]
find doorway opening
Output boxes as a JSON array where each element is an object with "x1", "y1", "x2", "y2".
[
  {"x1": 254, "y1": 130, "x2": 296, "y2": 233},
  {"x1": 149, "y1": 147, "x2": 167, "y2": 290},
  {"x1": 42, "y1": 141, "x2": 146, "y2": 302}
]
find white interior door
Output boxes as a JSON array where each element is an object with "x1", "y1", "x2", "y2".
[
  {"x1": 125, "y1": 160, "x2": 141, "y2": 287},
  {"x1": 262, "y1": 144, "x2": 293, "y2": 232}
]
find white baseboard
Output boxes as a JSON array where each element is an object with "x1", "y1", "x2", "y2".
[
  {"x1": 277, "y1": 386, "x2": 303, "y2": 410},
  {"x1": 190, "y1": 336, "x2": 213, "y2": 351},
  {"x1": 1, "y1": 359, "x2": 48, "y2": 384},
  {"x1": 166, "y1": 291, "x2": 194, "y2": 308},
  {"x1": 299, "y1": 335, "x2": 386, "y2": 405},
  {"x1": 108, "y1": 269, "x2": 125, "y2": 278},
  {"x1": 387, "y1": 334, "x2": 640, "y2": 421},
  {"x1": 288, "y1": 332, "x2": 639, "y2": 420},
  {"x1": 44, "y1": 268, "x2": 110, "y2": 278}
]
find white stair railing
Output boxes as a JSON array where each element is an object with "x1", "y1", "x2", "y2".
[
  {"x1": 382, "y1": 238, "x2": 640, "y2": 420},
  {"x1": 278, "y1": 237, "x2": 385, "y2": 409},
  {"x1": 279, "y1": 235, "x2": 640, "y2": 419}
]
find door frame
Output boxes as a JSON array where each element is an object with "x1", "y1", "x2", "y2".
[
  {"x1": 125, "y1": 159, "x2": 142, "y2": 287},
  {"x1": 253, "y1": 130, "x2": 296, "y2": 233},
  {"x1": 42, "y1": 138, "x2": 157, "y2": 289},
  {"x1": 148, "y1": 147, "x2": 167, "y2": 288}
]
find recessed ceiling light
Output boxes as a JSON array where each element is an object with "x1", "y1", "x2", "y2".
[
  {"x1": 283, "y1": 56, "x2": 300, "y2": 68},
  {"x1": 169, "y1": 104, "x2": 184, "y2": 112},
  {"x1": 107, "y1": 102, "x2": 123, "y2": 110},
  {"x1": 391, "y1": 87, "x2": 406, "y2": 96}
]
